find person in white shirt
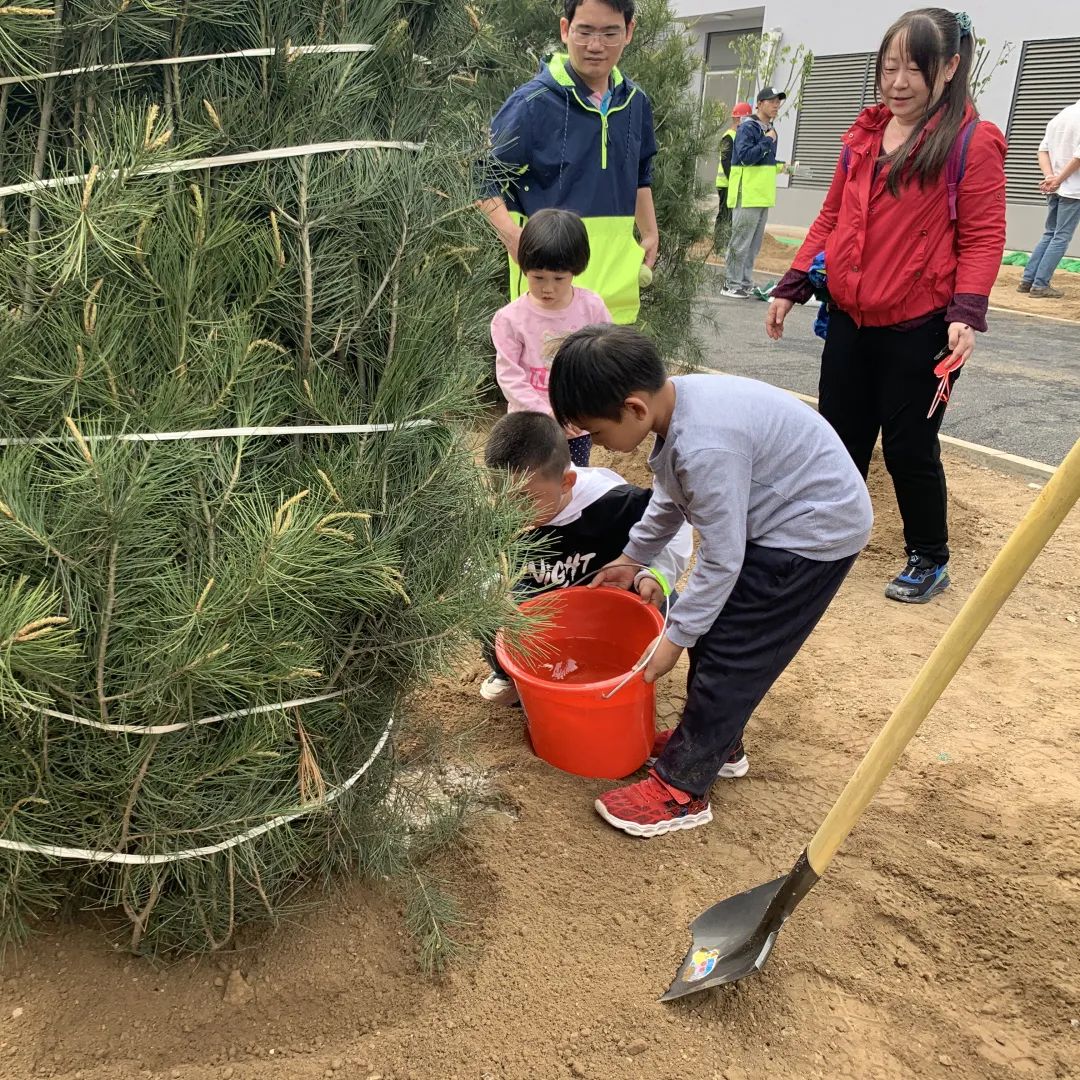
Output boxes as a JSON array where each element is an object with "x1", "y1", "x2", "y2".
[{"x1": 1019, "y1": 99, "x2": 1080, "y2": 299}]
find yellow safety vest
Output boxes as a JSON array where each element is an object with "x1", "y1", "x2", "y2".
[{"x1": 715, "y1": 127, "x2": 737, "y2": 189}]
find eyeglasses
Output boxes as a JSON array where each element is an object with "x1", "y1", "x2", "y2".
[{"x1": 569, "y1": 27, "x2": 625, "y2": 45}]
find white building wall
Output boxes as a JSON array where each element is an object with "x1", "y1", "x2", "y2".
[{"x1": 673, "y1": 0, "x2": 1080, "y2": 255}]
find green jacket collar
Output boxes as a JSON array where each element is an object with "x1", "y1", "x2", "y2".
[{"x1": 546, "y1": 52, "x2": 626, "y2": 99}]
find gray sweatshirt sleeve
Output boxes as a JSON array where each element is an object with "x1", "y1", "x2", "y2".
[
  {"x1": 633, "y1": 518, "x2": 692, "y2": 595},
  {"x1": 662, "y1": 449, "x2": 751, "y2": 648},
  {"x1": 623, "y1": 482, "x2": 687, "y2": 568}
]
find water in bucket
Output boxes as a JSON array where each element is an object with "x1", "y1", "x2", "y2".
[
  {"x1": 537, "y1": 636, "x2": 640, "y2": 685},
  {"x1": 494, "y1": 586, "x2": 664, "y2": 779}
]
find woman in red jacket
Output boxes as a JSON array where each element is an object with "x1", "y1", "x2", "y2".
[{"x1": 766, "y1": 8, "x2": 1006, "y2": 604}]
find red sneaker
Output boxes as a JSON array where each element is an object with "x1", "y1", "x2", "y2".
[
  {"x1": 647, "y1": 729, "x2": 750, "y2": 779},
  {"x1": 595, "y1": 770, "x2": 712, "y2": 838}
]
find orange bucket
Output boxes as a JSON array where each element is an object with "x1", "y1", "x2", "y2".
[{"x1": 495, "y1": 586, "x2": 665, "y2": 779}]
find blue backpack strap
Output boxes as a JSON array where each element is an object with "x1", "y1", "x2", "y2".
[{"x1": 945, "y1": 118, "x2": 979, "y2": 221}]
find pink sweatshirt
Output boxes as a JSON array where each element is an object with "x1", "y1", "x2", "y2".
[{"x1": 491, "y1": 288, "x2": 612, "y2": 417}]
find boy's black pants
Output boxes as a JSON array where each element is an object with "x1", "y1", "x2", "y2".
[
  {"x1": 818, "y1": 309, "x2": 958, "y2": 566},
  {"x1": 483, "y1": 636, "x2": 508, "y2": 679},
  {"x1": 653, "y1": 544, "x2": 857, "y2": 799}
]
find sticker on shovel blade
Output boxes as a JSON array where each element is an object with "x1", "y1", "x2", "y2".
[{"x1": 684, "y1": 947, "x2": 721, "y2": 982}]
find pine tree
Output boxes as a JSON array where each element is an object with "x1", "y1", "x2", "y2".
[
  {"x1": 0, "y1": 1, "x2": 525, "y2": 953},
  {"x1": 479, "y1": 0, "x2": 720, "y2": 367}
]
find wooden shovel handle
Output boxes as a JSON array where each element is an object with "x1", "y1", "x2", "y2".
[{"x1": 807, "y1": 437, "x2": 1080, "y2": 876}]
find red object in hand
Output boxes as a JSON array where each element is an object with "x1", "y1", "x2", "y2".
[{"x1": 927, "y1": 348, "x2": 965, "y2": 419}]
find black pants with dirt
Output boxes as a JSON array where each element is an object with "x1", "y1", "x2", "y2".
[
  {"x1": 818, "y1": 309, "x2": 959, "y2": 566},
  {"x1": 653, "y1": 544, "x2": 857, "y2": 799}
]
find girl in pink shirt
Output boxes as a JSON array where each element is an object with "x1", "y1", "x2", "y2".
[{"x1": 491, "y1": 209, "x2": 611, "y2": 466}]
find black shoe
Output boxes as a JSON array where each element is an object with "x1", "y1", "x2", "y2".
[
  {"x1": 885, "y1": 553, "x2": 950, "y2": 604},
  {"x1": 1016, "y1": 280, "x2": 1032, "y2": 294}
]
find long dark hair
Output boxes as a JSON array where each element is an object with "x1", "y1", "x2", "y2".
[{"x1": 876, "y1": 8, "x2": 976, "y2": 195}]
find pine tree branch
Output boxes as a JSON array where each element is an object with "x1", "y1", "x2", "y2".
[
  {"x1": 330, "y1": 623, "x2": 366, "y2": 684},
  {"x1": 355, "y1": 627, "x2": 458, "y2": 653},
  {"x1": 298, "y1": 157, "x2": 314, "y2": 380},
  {"x1": 360, "y1": 207, "x2": 409, "y2": 324},
  {"x1": 125, "y1": 872, "x2": 161, "y2": 953},
  {"x1": 0, "y1": 84, "x2": 9, "y2": 232},
  {"x1": 248, "y1": 860, "x2": 275, "y2": 917},
  {"x1": 119, "y1": 734, "x2": 160, "y2": 852},
  {"x1": 195, "y1": 476, "x2": 215, "y2": 566},
  {"x1": 386, "y1": 272, "x2": 400, "y2": 368},
  {"x1": 95, "y1": 540, "x2": 118, "y2": 724},
  {"x1": 21, "y1": 0, "x2": 65, "y2": 318},
  {"x1": 190, "y1": 851, "x2": 235, "y2": 951},
  {"x1": 169, "y1": 2, "x2": 188, "y2": 129},
  {"x1": 70, "y1": 33, "x2": 90, "y2": 148}
]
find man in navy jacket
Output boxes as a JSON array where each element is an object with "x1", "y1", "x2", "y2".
[
  {"x1": 723, "y1": 87, "x2": 785, "y2": 299},
  {"x1": 478, "y1": 0, "x2": 659, "y2": 323}
]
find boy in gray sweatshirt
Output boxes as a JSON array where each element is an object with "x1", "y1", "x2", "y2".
[{"x1": 550, "y1": 325, "x2": 872, "y2": 838}]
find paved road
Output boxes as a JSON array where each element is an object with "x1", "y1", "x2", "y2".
[{"x1": 694, "y1": 267, "x2": 1080, "y2": 466}]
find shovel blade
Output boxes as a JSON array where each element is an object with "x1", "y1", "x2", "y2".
[
  {"x1": 661, "y1": 851, "x2": 819, "y2": 1002},
  {"x1": 660, "y1": 875, "x2": 787, "y2": 1000}
]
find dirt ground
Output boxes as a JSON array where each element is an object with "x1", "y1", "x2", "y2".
[
  {"x1": 1, "y1": 446, "x2": 1078, "y2": 1080},
  {"x1": 718, "y1": 233, "x2": 1080, "y2": 323}
]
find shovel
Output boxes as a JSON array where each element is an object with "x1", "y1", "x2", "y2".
[{"x1": 662, "y1": 436, "x2": 1080, "y2": 1001}]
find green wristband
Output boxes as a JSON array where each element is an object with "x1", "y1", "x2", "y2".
[{"x1": 646, "y1": 567, "x2": 672, "y2": 597}]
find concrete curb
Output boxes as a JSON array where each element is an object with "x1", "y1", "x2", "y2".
[{"x1": 986, "y1": 303, "x2": 1080, "y2": 326}]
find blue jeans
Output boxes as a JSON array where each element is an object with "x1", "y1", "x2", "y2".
[{"x1": 1022, "y1": 194, "x2": 1080, "y2": 288}]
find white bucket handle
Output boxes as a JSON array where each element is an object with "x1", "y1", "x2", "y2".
[{"x1": 600, "y1": 611, "x2": 670, "y2": 700}]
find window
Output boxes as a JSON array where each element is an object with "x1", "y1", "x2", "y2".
[
  {"x1": 790, "y1": 53, "x2": 877, "y2": 189},
  {"x1": 1006, "y1": 38, "x2": 1080, "y2": 206},
  {"x1": 702, "y1": 29, "x2": 755, "y2": 119}
]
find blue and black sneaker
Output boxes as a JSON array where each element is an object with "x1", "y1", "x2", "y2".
[{"x1": 885, "y1": 553, "x2": 950, "y2": 604}]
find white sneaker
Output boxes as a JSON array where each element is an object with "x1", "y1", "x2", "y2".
[
  {"x1": 479, "y1": 672, "x2": 519, "y2": 706},
  {"x1": 647, "y1": 729, "x2": 749, "y2": 778},
  {"x1": 721, "y1": 286, "x2": 751, "y2": 299},
  {"x1": 718, "y1": 751, "x2": 750, "y2": 779}
]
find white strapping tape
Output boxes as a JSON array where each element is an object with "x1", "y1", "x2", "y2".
[
  {"x1": 0, "y1": 43, "x2": 389, "y2": 88},
  {"x1": 0, "y1": 419, "x2": 434, "y2": 447},
  {"x1": 0, "y1": 714, "x2": 394, "y2": 865},
  {"x1": 37, "y1": 691, "x2": 345, "y2": 735},
  {"x1": 0, "y1": 139, "x2": 426, "y2": 200}
]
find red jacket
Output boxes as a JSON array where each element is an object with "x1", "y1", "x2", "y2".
[{"x1": 788, "y1": 104, "x2": 1006, "y2": 329}]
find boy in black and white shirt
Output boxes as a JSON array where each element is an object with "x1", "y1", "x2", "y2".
[{"x1": 481, "y1": 411, "x2": 691, "y2": 706}]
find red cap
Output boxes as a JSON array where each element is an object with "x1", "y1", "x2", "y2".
[{"x1": 732, "y1": 102, "x2": 753, "y2": 118}]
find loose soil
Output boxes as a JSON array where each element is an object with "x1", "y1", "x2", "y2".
[
  {"x1": 709, "y1": 232, "x2": 1080, "y2": 322},
  {"x1": 2, "y1": 448, "x2": 1078, "y2": 1080}
]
